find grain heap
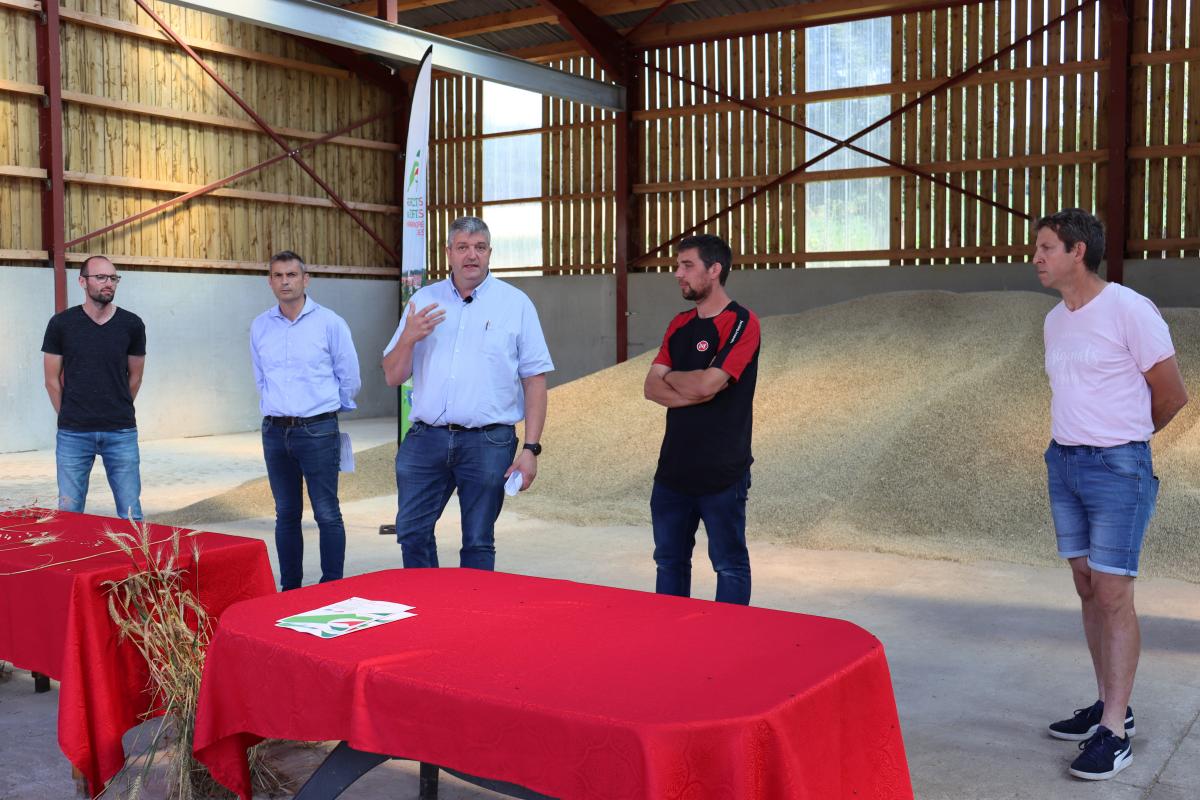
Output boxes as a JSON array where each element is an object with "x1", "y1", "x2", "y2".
[{"x1": 158, "y1": 291, "x2": 1200, "y2": 580}]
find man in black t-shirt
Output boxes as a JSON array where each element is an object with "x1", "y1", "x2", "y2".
[
  {"x1": 643, "y1": 234, "x2": 761, "y2": 605},
  {"x1": 41, "y1": 256, "x2": 147, "y2": 520}
]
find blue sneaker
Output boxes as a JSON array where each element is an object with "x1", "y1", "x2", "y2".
[
  {"x1": 1069, "y1": 725, "x2": 1133, "y2": 780},
  {"x1": 1049, "y1": 700, "x2": 1136, "y2": 741}
]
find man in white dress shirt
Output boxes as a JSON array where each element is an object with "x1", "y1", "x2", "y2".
[
  {"x1": 383, "y1": 217, "x2": 553, "y2": 570},
  {"x1": 251, "y1": 251, "x2": 361, "y2": 590}
]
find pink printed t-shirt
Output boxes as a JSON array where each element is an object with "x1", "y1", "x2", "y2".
[{"x1": 1044, "y1": 282, "x2": 1175, "y2": 447}]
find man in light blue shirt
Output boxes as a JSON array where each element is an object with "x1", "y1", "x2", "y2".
[
  {"x1": 383, "y1": 217, "x2": 553, "y2": 570},
  {"x1": 251, "y1": 251, "x2": 361, "y2": 590}
]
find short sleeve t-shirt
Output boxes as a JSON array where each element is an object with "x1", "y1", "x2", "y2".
[
  {"x1": 1044, "y1": 282, "x2": 1174, "y2": 447},
  {"x1": 42, "y1": 306, "x2": 147, "y2": 431},
  {"x1": 653, "y1": 301, "x2": 761, "y2": 495}
]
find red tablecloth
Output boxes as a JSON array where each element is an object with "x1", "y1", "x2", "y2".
[
  {"x1": 195, "y1": 569, "x2": 912, "y2": 800},
  {"x1": 0, "y1": 508, "x2": 276, "y2": 796}
]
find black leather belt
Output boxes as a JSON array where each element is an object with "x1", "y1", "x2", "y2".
[
  {"x1": 265, "y1": 411, "x2": 337, "y2": 427},
  {"x1": 435, "y1": 422, "x2": 507, "y2": 432}
]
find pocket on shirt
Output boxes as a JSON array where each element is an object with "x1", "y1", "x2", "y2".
[{"x1": 482, "y1": 328, "x2": 518, "y2": 362}]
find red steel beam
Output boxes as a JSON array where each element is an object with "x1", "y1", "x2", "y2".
[
  {"x1": 377, "y1": 0, "x2": 399, "y2": 22},
  {"x1": 129, "y1": 0, "x2": 400, "y2": 264},
  {"x1": 36, "y1": 0, "x2": 67, "y2": 311},
  {"x1": 535, "y1": 0, "x2": 628, "y2": 76},
  {"x1": 1103, "y1": 0, "x2": 1131, "y2": 284},
  {"x1": 614, "y1": 60, "x2": 640, "y2": 363},
  {"x1": 637, "y1": 0, "x2": 1097, "y2": 263},
  {"x1": 622, "y1": 0, "x2": 677, "y2": 42},
  {"x1": 65, "y1": 108, "x2": 394, "y2": 250}
]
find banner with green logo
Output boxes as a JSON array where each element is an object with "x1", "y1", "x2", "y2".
[{"x1": 399, "y1": 46, "x2": 433, "y2": 439}]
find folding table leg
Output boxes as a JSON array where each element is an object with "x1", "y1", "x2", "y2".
[
  {"x1": 32, "y1": 671, "x2": 50, "y2": 693},
  {"x1": 419, "y1": 762, "x2": 439, "y2": 799},
  {"x1": 292, "y1": 741, "x2": 389, "y2": 800}
]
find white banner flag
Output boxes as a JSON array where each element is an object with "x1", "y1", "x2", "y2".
[{"x1": 401, "y1": 46, "x2": 433, "y2": 304}]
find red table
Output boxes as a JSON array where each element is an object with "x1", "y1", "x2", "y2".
[
  {"x1": 0, "y1": 508, "x2": 276, "y2": 796},
  {"x1": 195, "y1": 569, "x2": 913, "y2": 800}
]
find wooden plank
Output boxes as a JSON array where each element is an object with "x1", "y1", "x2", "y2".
[
  {"x1": 1060, "y1": 5, "x2": 1078, "y2": 209},
  {"x1": 933, "y1": 6, "x2": 950, "y2": 262},
  {"x1": 1144, "y1": 0, "x2": 1168, "y2": 257},
  {"x1": 58, "y1": 250, "x2": 398, "y2": 276},
  {"x1": 1028, "y1": 0, "x2": 1045, "y2": 225},
  {"x1": 780, "y1": 32, "x2": 794, "y2": 267},
  {"x1": 0, "y1": 164, "x2": 47, "y2": 179},
  {"x1": 904, "y1": 13, "x2": 918, "y2": 263},
  {"x1": 993, "y1": 0, "x2": 1011, "y2": 255},
  {"x1": 1187, "y1": 0, "x2": 1200, "y2": 255},
  {"x1": 633, "y1": 243, "x2": 1034, "y2": 266},
  {"x1": 889, "y1": 14, "x2": 903, "y2": 263},
  {"x1": 0, "y1": 248, "x2": 50, "y2": 260},
  {"x1": 628, "y1": 56, "x2": 1113, "y2": 123},
  {"x1": 1127, "y1": 0, "x2": 1149, "y2": 257},
  {"x1": 53, "y1": 92, "x2": 402, "y2": 154},
  {"x1": 755, "y1": 34, "x2": 767, "y2": 266},
  {"x1": 1077, "y1": 0, "x2": 1096, "y2": 210},
  {"x1": 1010, "y1": 0, "x2": 1027, "y2": 238},
  {"x1": 1160, "y1": 0, "x2": 1185, "y2": 254},
  {"x1": 59, "y1": 7, "x2": 350, "y2": 79}
]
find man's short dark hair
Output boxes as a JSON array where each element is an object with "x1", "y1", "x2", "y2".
[
  {"x1": 1035, "y1": 208, "x2": 1105, "y2": 272},
  {"x1": 447, "y1": 216, "x2": 490, "y2": 247},
  {"x1": 269, "y1": 250, "x2": 306, "y2": 273},
  {"x1": 79, "y1": 255, "x2": 111, "y2": 276},
  {"x1": 677, "y1": 234, "x2": 733, "y2": 285}
]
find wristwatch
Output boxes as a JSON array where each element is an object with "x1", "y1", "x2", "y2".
[{"x1": 523, "y1": 442, "x2": 542, "y2": 456}]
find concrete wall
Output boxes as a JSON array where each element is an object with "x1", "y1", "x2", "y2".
[
  {"x1": 0, "y1": 266, "x2": 400, "y2": 453},
  {"x1": 3, "y1": 257, "x2": 1195, "y2": 452}
]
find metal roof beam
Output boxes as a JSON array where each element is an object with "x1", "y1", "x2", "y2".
[{"x1": 159, "y1": 0, "x2": 625, "y2": 110}]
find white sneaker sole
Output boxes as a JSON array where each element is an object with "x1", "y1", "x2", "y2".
[
  {"x1": 1069, "y1": 748, "x2": 1132, "y2": 780},
  {"x1": 1048, "y1": 721, "x2": 1136, "y2": 741}
]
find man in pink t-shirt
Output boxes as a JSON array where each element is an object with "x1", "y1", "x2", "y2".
[{"x1": 1035, "y1": 208, "x2": 1189, "y2": 781}]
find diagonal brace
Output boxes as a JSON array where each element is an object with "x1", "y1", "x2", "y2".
[
  {"x1": 639, "y1": 0, "x2": 1097, "y2": 262},
  {"x1": 132, "y1": 0, "x2": 400, "y2": 264},
  {"x1": 66, "y1": 108, "x2": 395, "y2": 250},
  {"x1": 644, "y1": 60, "x2": 1028, "y2": 222}
]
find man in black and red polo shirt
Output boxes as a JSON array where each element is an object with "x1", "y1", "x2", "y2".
[{"x1": 643, "y1": 234, "x2": 761, "y2": 605}]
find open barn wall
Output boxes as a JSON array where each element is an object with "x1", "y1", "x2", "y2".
[{"x1": 0, "y1": 0, "x2": 401, "y2": 274}]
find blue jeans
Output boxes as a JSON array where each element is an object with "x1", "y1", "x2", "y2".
[
  {"x1": 394, "y1": 422, "x2": 517, "y2": 571},
  {"x1": 1045, "y1": 440, "x2": 1158, "y2": 577},
  {"x1": 651, "y1": 470, "x2": 752, "y2": 605},
  {"x1": 262, "y1": 416, "x2": 346, "y2": 590},
  {"x1": 56, "y1": 428, "x2": 142, "y2": 520}
]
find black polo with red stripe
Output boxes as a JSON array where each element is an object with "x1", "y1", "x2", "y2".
[{"x1": 652, "y1": 301, "x2": 761, "y2": 496}]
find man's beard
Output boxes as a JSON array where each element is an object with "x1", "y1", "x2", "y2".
[
  {"x1": 681, "y1": 282, "x2": 710, "y2": 302},
  {"x1": 88, "y1": 288, "x2": 114, "y2": 306}
]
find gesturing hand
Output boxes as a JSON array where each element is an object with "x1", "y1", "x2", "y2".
[{"x1": 401, "y1": 301, "x2": 446, "y2": 344}]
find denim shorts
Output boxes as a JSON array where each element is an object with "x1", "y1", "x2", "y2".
[{"x1": 1044, "y1": 440, "x2": 1159, "y2": 577}]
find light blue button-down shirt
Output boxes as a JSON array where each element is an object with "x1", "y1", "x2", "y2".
[
  {"x1": 383, "y1": 273, "x2": 554, "y2": 427},
  {"x1": 250, "y1": 296, "x2": 361, "y2": 417}
]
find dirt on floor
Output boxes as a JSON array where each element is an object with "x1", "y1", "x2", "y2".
[{"x1": 154, "y1": 291, "x2": 1200, "y2": 582}]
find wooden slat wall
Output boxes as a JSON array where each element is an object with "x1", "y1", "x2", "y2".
[
  {"x1": 0, "y1": 4, "x2": 41, "y2": 254},
  {"x1": 1132, "y1": 0, "x2": 1196, "y2": 257},
  {"x1": 538, "y1": 56, "x2": 616, "y2": 274},
  {"x1": 427, "y1": 73, "x2": 482, "y2": 280},
  {"x1": 9, "y1": 1, "x2": 1193, "y2": 275},
  {"x1": 0, "y1": 0, "x2": 398, "y2": 273}
]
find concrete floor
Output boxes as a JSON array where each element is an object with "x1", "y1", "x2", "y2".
[{"x1": 1, "y1": 417, "x2": 1198, "y2": 799}]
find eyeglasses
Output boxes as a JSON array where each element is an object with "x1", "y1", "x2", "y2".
[{"x1": 82, "y1": 274, "x2": 122, "y2": 284}]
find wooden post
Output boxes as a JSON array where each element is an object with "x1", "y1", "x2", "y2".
[
  {"x1": 36, "y1": 0, "x2": 66, "y2": 311},
  {"x1": 1103, "y1": 0, "x2": 1131, "y2": 283}
]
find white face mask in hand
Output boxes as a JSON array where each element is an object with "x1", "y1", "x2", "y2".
[{"x1": 504, "y1": 471, "x2": 523, "y2": 496}]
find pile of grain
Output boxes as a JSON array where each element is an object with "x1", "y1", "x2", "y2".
[{"x1": 157, "y1": 291, "x2": 1200, "y2": 580}]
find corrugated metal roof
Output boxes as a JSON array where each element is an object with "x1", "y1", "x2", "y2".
[{"x1": 314, "y1": 0, "x2": 821, "y2": 56}]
